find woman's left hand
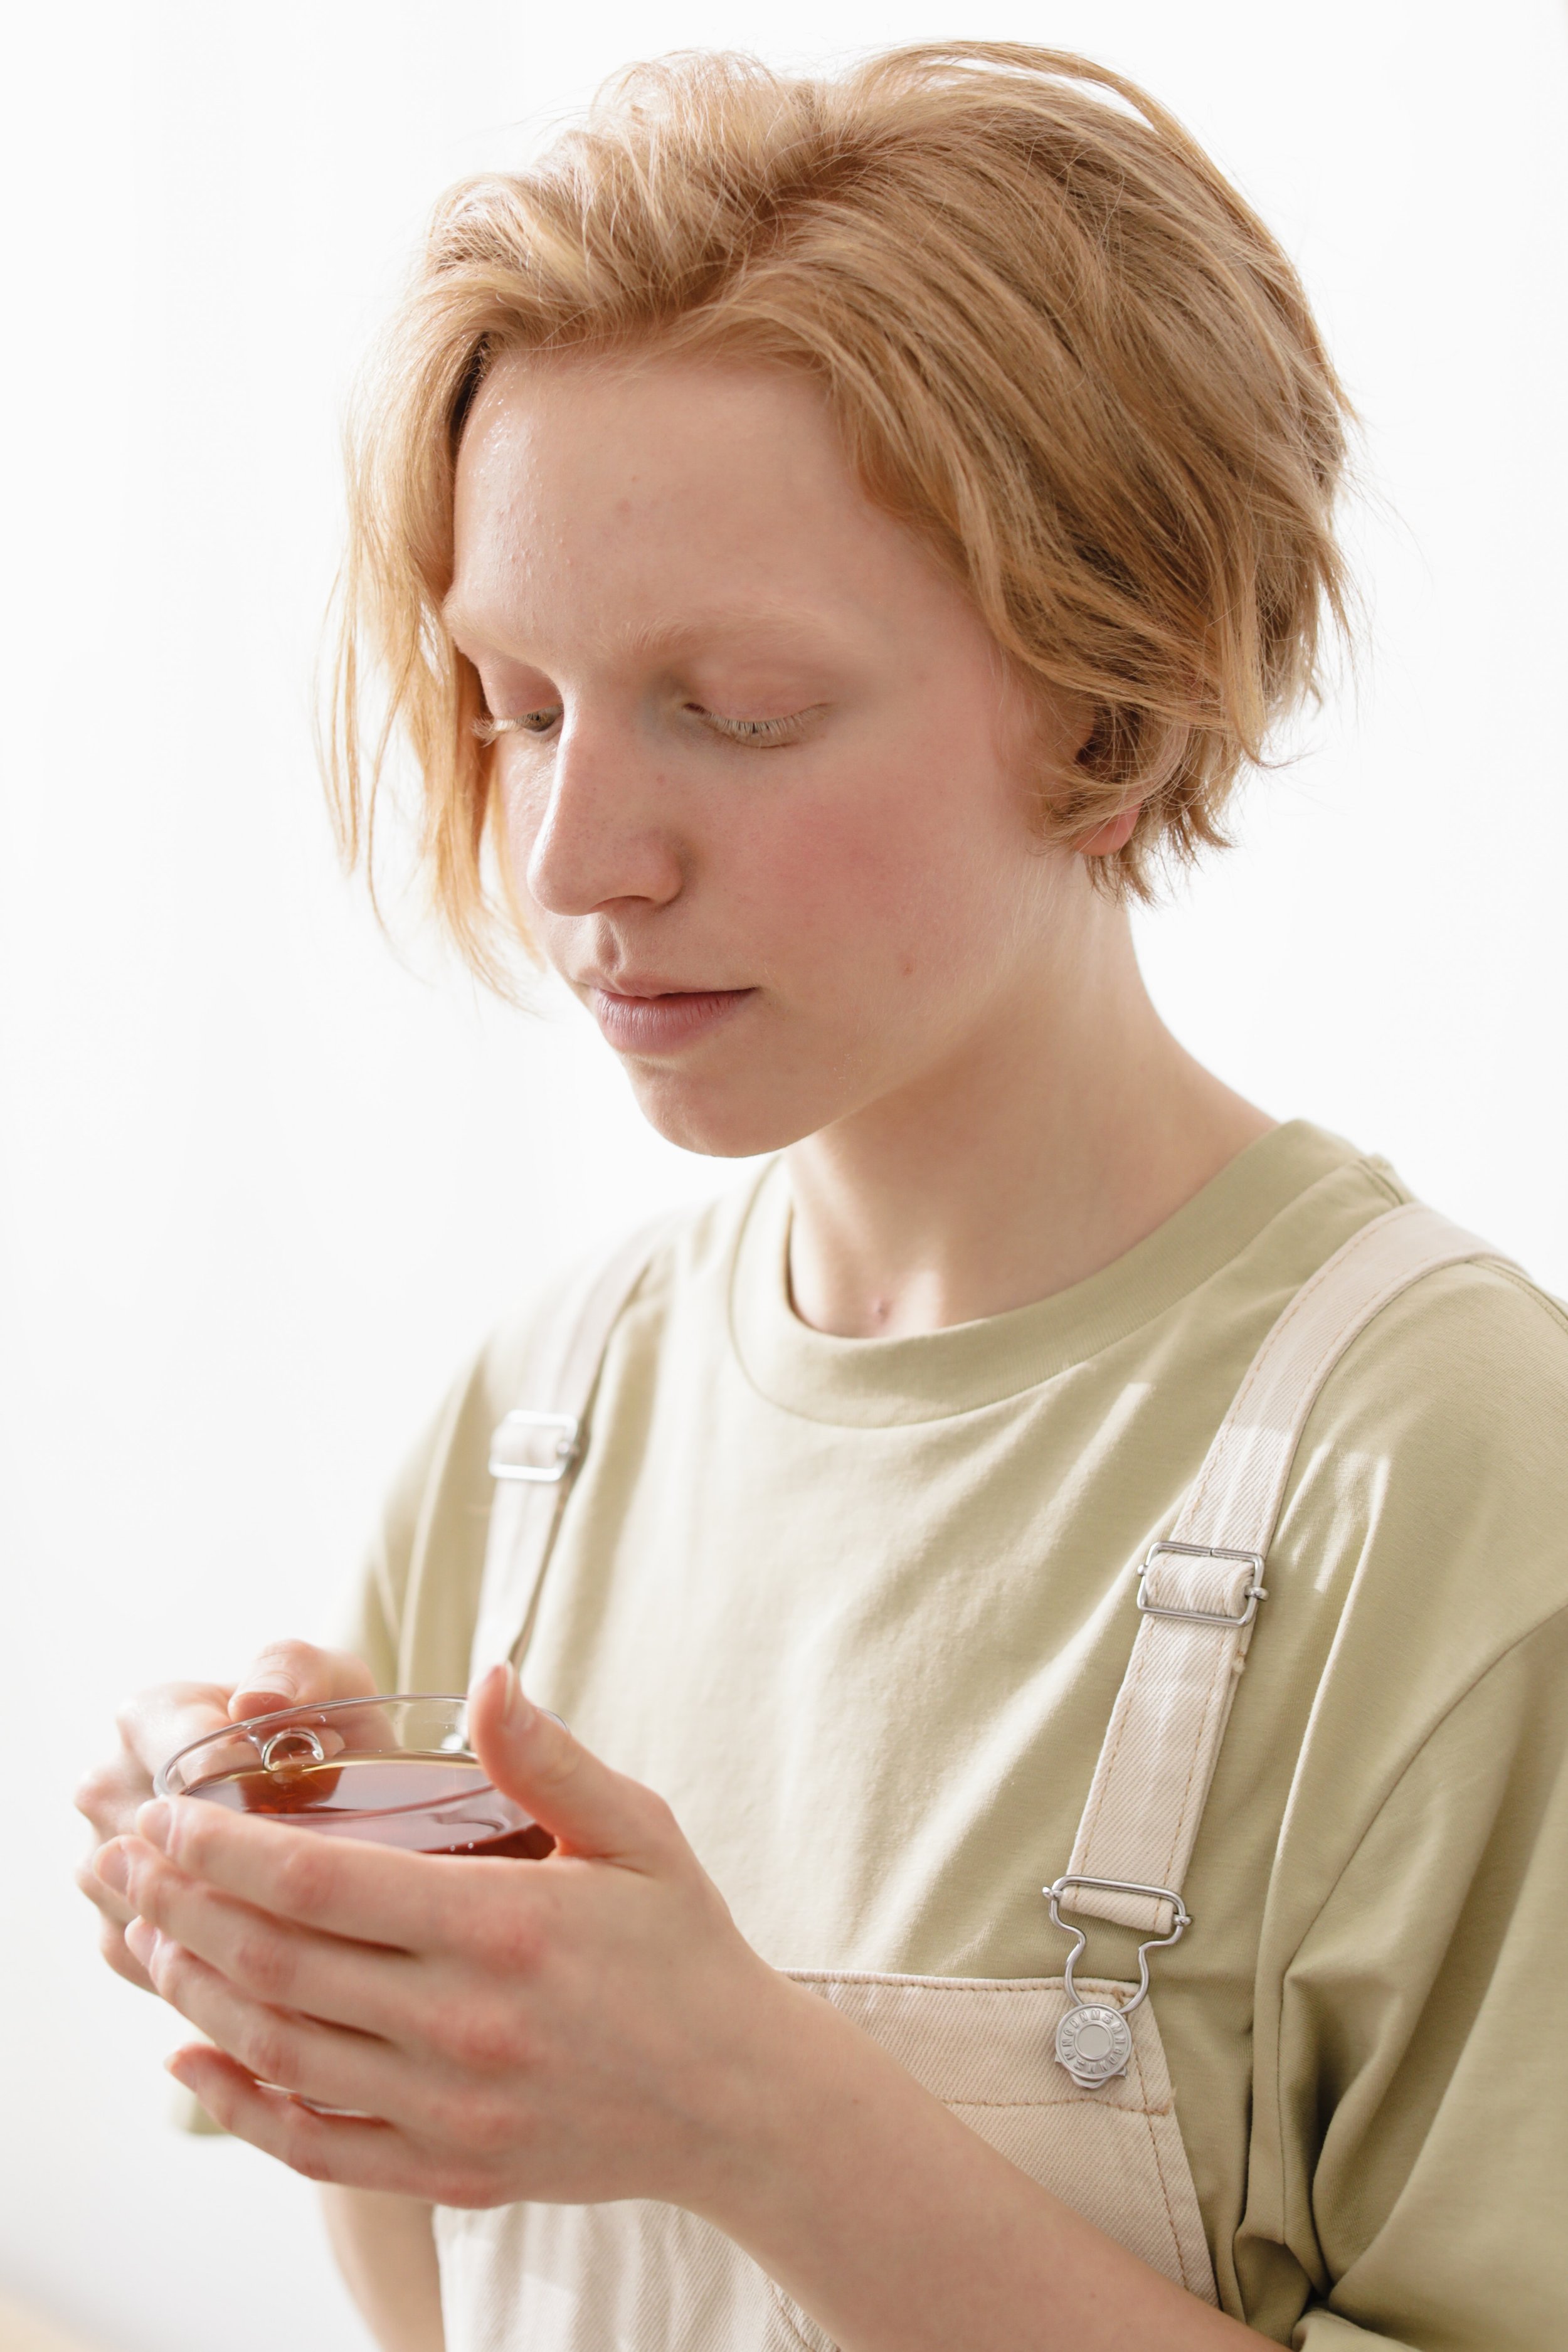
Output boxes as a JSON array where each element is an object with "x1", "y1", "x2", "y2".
[{"x1": 90, "y1": 1665, "x2": 798, "y2": 2212}]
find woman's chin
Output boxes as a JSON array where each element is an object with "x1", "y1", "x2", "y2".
[{"x1": 621, "y1": 1066, "x2": 827, "y2": 1162}]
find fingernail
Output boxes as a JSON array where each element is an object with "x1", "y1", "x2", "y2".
[
  {"x1": 231, "y1": 1680, "x2": 295, "y2": 1717},
  {"x1": 136, "y1": 1799, "x2": 172, "y2": 1849},
  {"x1": 95, "y1": 1844, "x2": 130, "y2": 1895},
  {"x1": 125, "y1": 1917, "x2": 161, "y2": 1967},
  {"x1": 475, "y1": 1661, "x2": 527, "y2": 1724},
  {"x1": 503, "y1": 1666, "x2": 535, "y2": 1727}
]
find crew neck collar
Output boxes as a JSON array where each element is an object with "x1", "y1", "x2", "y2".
[{"x1": 726, "y1": 1120, "x2": 1376, "y2": 1427}]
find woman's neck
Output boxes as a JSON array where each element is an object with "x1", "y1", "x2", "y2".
[{"x1": 784, "y1": 902, "x2": 1272, "y2": 1339}]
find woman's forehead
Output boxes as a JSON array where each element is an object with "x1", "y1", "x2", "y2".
[
  {"x1": 448, "y1": 354, "x2": 963, "y2": 661},
  {"x1": 460, "y1": 345, "x2": 840, "y2": 479}
]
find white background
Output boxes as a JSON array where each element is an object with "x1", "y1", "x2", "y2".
[{"x1": 2, "y1": 3, "x2": 1564, "y2": 2344}]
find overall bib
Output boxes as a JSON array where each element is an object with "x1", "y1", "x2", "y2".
[{"x1": 436, "y1": 1204, "x2": 1502, "y2": 2350}]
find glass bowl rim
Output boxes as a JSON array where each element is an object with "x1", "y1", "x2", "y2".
[{"x1": 154, "y1": 1690, "x2": 476, "y2": 1798}]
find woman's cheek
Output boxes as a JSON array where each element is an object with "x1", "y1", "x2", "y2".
[
  {"x1": 731, "y1": 778, "x2": 937, "y2": 967},
  {"x1": 501, "y1": 770, "x2": 548, "y2": 898},
  {"x1": 754, "y1": 798, "x2": 997, "y2": 1014}
]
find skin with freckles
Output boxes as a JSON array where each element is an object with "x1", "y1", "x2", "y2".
[
  {"x1": 79, "y1": 356, "x2": 1278, "y2": 2349},
  {"x1": 450, "y1": 353, "x2": 1269, "y2": 1338},
  {"x1": 451, "y1": 353, "x2": 1094, "y2": 1163}
]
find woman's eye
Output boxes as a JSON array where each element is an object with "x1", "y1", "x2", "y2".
[
  {"x1": 470, "y1": 701, "x2": 818, "y2": 749},
  {"x1": 691, "y1": 706, "x2": 813, "y2": 748},
  {"x1": 472, "y1": 707, "x2": 560, "y2": 744}
]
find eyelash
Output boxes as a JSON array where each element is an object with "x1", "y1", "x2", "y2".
[
  {"x1": 472, "y1": 711, "x2": 556, "y2": 746},
  {"x1": 697, "y1": 709, "x2": 806, "y2": 747},
  {"x1": 472, "y1": 705, "x2": 811, "y2": 750}
]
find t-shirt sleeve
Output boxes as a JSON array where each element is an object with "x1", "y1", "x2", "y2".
[{"x1": 1281, "y1": 1608, "x2": 1568, "y2": 2350}]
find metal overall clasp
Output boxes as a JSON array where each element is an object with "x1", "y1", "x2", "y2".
[{"x1": 1042, "y1": 1873, "x2": 1191, "y2": 2089}]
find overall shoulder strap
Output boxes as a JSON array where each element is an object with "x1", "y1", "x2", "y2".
[
  {"x1": 469, "y1": 1216, "x2": 681, "y2": 1679},
  {"x1": 1062, "y1": 1202, "x2": 1512, "y2": 1937}
]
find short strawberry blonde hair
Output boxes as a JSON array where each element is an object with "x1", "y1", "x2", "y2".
[{"x1": 330, "y1": 41, "x2": 1352, "y2": 985}]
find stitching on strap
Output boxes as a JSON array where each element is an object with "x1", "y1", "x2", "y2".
[{"x1": 1153, "y1": 1635, "x2": 1230, "y2": 1890}]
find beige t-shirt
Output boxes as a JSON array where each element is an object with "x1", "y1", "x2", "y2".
[{"x1": 349, "y1": 1121, "x2": 1568, "y2": 2348}]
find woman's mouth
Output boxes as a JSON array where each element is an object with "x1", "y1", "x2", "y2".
[{"x1": 587, "y1": 986, "x2": 756, "y2": 1054}]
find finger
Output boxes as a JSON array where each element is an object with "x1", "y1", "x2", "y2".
[
  {"x1": 116, "y1": 1682, "x2": 236, "y2": 1779},
  {"x1": 166, "y1": 2046, "x2": 442, "y2": 2196},
  {"x1": 230, "y1": 1642, "x2": 377, "y2": 1721},
  {"x1": 129, "y1": 1922, "x2": 411, "y2": 2121},
  {"x1": 79, "y1": 1841, "x2": 136, "y2": 1924},
  {"x1": 73, "y1": 1753, "x2": 152, "y2": 1837},
  {"x1": 94, "y1": 1907, "x2": 157, "y2": 1993},
  {"x1": 137, "y1": 1796, "x2": 450, "y2": 1949},
  {"x1": 78, "y1": 1843, "x2": 157, "y2": 1993},
  {"x1": 469, "y1": 1665, "x2": 679, "y2": 1866},
  {"x1": 119, "y1": 1836, "x2": 423, "y2": 2042},
  {"x1": 77, "y1": 1684, "x2": 236, "y2": 1843}
]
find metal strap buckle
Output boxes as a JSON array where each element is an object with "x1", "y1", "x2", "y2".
[
  {"x1": 1043, "y1": 1874, "x2": 1191, "y2": 2088},
  {"x1": 488, "y1": 1409, "x2": 581, "y2": 1485},
  {"x1": 1045, "y1": 1873, "x2": 1192, "y2": 2005},
  {"x1": 1136, "y1": 1540, "x2": 1267, "y2": 1628}
]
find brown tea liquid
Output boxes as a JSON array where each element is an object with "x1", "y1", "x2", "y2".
[{"x1": 189, "y1": 1752, "x2": 555, "y2": 1860}]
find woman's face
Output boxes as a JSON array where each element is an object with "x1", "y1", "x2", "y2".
[{"x1": 447, "y1": 351, "x2": 1096, "y2": 1158}]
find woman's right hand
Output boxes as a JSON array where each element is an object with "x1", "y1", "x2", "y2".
[{"x1": 75, "y1": 1640, "x2": 377, "y2": 1991}]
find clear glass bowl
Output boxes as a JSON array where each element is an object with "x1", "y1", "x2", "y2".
[{"x1": 155, "y1": 1693, "x2": 554, "y2": 1859}]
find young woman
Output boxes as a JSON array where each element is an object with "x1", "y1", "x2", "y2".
[{"x1": 77, "y1": 43, "x2": 1567, "y2": 2352}]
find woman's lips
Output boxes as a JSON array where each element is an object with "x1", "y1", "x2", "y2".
[{"x1": 587, "y1": 987, "x2": 755, "y2": 1054}]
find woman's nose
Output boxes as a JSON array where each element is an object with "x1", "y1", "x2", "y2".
[{"x1": 519, "y1": 717, "x2": 686, "y2": 919}]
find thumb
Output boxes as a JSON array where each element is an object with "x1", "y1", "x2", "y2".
[{"x1": 468, "y1": 1664, "x2": 667, "y2": 1866}]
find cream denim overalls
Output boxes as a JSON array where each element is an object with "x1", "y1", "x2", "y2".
[{"x1": 436, "y1": 1204, "x2": 1502, "y2": 2349}]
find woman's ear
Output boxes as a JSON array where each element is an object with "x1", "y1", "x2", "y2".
[{"x1": 1076, "y1": 803, "x2": 1142, "y2": 857}]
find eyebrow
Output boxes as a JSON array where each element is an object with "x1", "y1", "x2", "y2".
[{"x1": 440, "y1": 599, "x2": 847, "y2": 664}]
